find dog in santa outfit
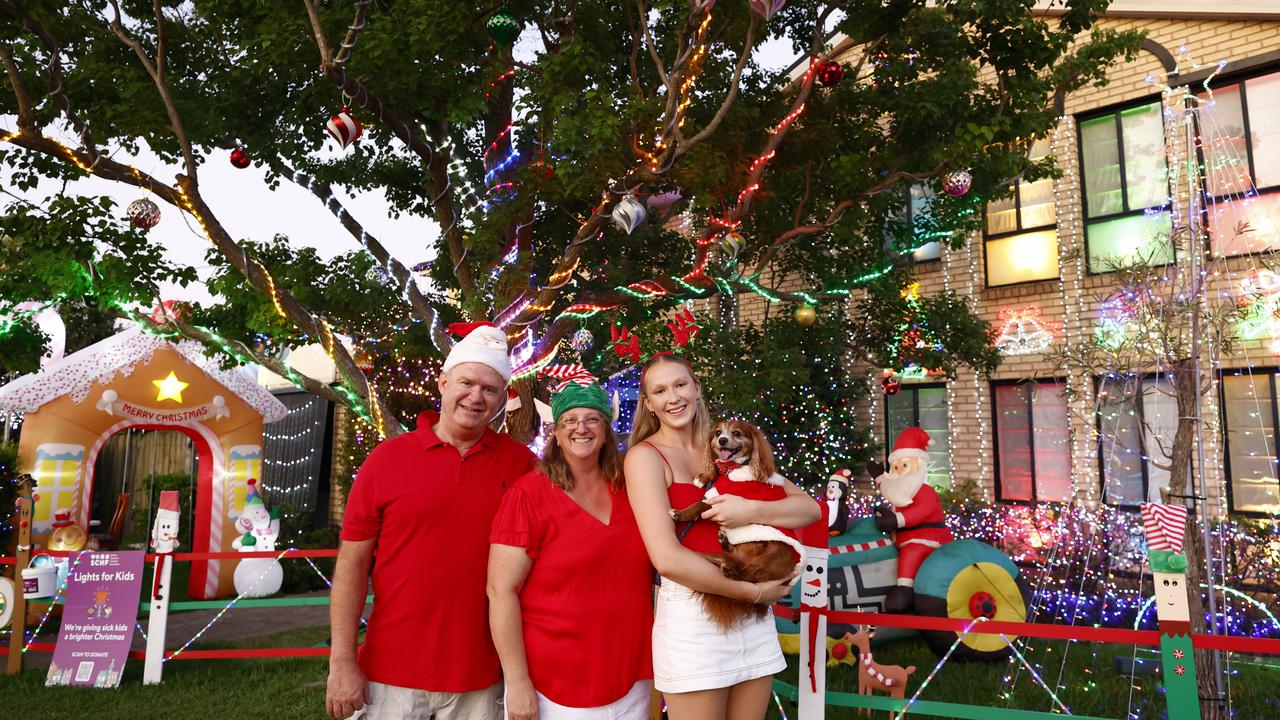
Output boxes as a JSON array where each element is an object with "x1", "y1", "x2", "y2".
[{"x1": 865, "y1": 427, "x2": 953, "y2": 613}]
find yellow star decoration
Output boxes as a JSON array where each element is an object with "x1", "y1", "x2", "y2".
[{"x1": 153, "y1": 372, "x2": 189, "y2": 403}]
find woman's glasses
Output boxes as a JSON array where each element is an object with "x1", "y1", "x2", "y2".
[{"x1": 557, "y1": 416, "x2": 604, "y2": 430}]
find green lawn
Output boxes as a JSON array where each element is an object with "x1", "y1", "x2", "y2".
[
  {"x1": 769, "y1": 639, "x2": 1280, "y2": 720},
  {"x1": 9, "y1": 626, "x2": 1280, "y2": 720}
]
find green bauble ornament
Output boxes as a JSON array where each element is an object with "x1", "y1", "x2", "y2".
[{"x1": 486, "y1": 7, "x2": 521, "y2": 46}]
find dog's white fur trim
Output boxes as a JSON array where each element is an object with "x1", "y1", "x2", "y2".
[{"x1": 720, "y1": 523, "x2": 804, "y2": 559}]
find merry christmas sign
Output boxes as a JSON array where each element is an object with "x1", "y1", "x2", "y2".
[{"x1": 45, "y1": 551, "x2": 144, "y2": 688}]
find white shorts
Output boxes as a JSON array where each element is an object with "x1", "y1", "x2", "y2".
[
  {"x1": 506, "y1": 679, "x2": 652, "y2": 719},
  {"x1": 652, "y1": 578, "x2": 786, "y2": 694},
  {"x1": 350, "y1": 681, "x2": 501, "y2": 720}
]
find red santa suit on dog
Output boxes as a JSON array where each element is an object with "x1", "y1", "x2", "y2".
[{"x1": 873, "y1": 427, "x2": 953, "y2": 613}]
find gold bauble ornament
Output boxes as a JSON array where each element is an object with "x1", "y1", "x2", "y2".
[{"x1": 794, "y1": 304, "x2": 817, "y2": 327}]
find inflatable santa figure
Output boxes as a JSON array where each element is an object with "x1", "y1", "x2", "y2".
[
  {"x1": 870, "y1": 427, "x2": 953, "y2": 613},
  {"x1": 826, "y1": 468, "x2": 852, "y2": 536}
]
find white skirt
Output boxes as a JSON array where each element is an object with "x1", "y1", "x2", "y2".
[{"x1": 652, "y1": 578, "x2": 786, "y2": 694}]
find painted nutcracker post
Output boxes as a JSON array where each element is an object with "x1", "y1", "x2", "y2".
[
  {"x1": 7, "y1": 474, "x2": 34, "y2": 675},
  {"x1": 798, "y1": 503, "x2": 830, "y2": 720},
  {"x1": 144, "y1": 490, "x2": 181, "y2": 684},
  {"x1": 1142, "y1": 502, "x2": 1200, "y2": 720}
]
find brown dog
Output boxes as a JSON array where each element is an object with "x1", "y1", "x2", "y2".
[{"x1": 669, "y1": 420, "x2": 802, "y2": 629}]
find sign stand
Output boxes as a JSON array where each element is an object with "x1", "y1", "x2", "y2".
[{"x1": 6, "y1": 475, "x2": 33, "y2": 676}]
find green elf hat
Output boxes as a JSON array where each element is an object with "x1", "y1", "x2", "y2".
[
  {"x1": 1149, "y1": 549, "x2": 1188, "y2": 574},
  {"x1": 543, "y1": 365, "x2": 611, "y2": 422}
]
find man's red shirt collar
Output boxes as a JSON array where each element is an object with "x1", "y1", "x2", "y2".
[{"x1": 413, "y1": 410, "x2": 497, "y2": 452}]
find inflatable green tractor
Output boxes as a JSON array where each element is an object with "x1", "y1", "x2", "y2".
[{"x1": 779, "y1": 517, "x2": 1029, "y2": 661}]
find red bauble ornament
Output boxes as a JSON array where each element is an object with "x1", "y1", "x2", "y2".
[
  {"x1": 529, "y1": 156, "x2": 554, "y2": 179},
  {"x1": 831, "y1": 642, "x2": 849, "y2": 660},
  {"x1": 883, "y1": 375, "x2": 901, "y2": 395},
  {"x1": 230, "y1": 147, "x2": 250, "y2": 169},
  {"x1": 942, "y1": 170, "x2": 973, "y2": 197},
  {"x1": 817, "y1": 60, "x2": 844, "y2": 87},
  {"x1": 127, "y1": 197, "x2": 161, "y2": 230}
]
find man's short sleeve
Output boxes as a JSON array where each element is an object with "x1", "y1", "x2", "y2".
[{"x1": 340, "y1": 443, "x2": 392, "y2": 541}]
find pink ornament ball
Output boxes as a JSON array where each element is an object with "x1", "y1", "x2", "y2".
[
  {"x1": 127, "y1": 198, "x2": 161, "y2": 230},
  {"x1": 942, "y1": 170, "x2": 972, "y2": 197}
]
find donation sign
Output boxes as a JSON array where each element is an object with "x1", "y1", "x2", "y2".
[{"x1": 45, "y1": 550, "x2": 144, "y2": 687}]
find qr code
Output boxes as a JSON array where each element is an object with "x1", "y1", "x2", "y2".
[{"x1": 75, "y1": 661, "x2": 94, "y2": 682}]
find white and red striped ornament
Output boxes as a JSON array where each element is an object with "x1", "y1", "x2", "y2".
[
  {"x1": 325, "y1": 107, "x2": 363, "y2": 149},
  {"x1": 1141, "y1": 502, "x2": 1188, "y2": 552},
  {"x1": 748, "y1": 0, "x2": 786, "y2": 20}
]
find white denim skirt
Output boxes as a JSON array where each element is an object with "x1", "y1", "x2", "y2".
[{"x1": 652, "y1": 578, "x2": 786, "y2": 694}]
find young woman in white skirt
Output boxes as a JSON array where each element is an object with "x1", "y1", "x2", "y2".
[{"x1": 624, "y1": 354, "x2": 821, "y2": 719}]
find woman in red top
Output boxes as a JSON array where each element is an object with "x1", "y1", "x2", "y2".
[
  {"x1": 488, "y1": 375, "x2": 653, "y2": 720},
  {"x1": 624, "y1": 353, "x2": 820, "y2": 720}
]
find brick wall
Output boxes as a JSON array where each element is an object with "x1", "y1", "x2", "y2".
[{"x1": 752, "y1": 15, "x2": 1280, "y2": 517}]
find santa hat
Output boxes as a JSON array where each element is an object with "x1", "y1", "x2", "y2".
[
  {"x1": 887, "y1": 426, "x2": 932, "y2": 463},
  {"x1": 155, "y1": 490, "x2": 180, "y2": 520},
  {"x1": 828, "y1": 468, "x2": 852, "y2": 486},
  {"x1": 720, "y1": 523, "x2": 805, "y2": 560},
  {"x1": 52, "y1": 510, "x2": 73, "y2": 528},
  {"x1": 244, "y1": 478, "x2": 265, "y2": 507},
  {"x1": 442, "y1": 322, "x2": 512, "y2": 382}
]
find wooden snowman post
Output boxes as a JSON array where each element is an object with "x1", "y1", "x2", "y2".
[
  {"x1": 798, "y1": 502, "x2": 830, "y2": 720},
  {"x1": 1142, "y1": 502, "x2": 1200, "y2": 720},
  {"x1": 144, "y1": 490, "x2": 181, "y2": 684},
  {"x1": 6, "y1": 474, "x2": 34, "y2": 675}
]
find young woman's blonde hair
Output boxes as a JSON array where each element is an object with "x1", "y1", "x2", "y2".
[
  {"x1": 539, "y1": 414, "x2": 626, "y2": 492},
  {"x1": 627, "y1": 353, "x2": 712, "y2": 449}
]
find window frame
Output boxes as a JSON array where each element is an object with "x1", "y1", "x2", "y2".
[
  {"x1": 1218, "y1": 367, "x2": 1280, "y2": 518},
  {"x1": 1094, "y1": 374, "x2": 1184, "y2": 509},
  {"x1": 1194, "y1": 64, "x2": 1280, "y2": 259},
  {"x1": 883, "y1": 382, "x2": 948, "y2": 464},
  {"x1": 1075, "y1": 95, "x2": 1176, "y2": 275},
  {"x1": 990, "y1": 379, "x2": 1072, "y2": 505}
]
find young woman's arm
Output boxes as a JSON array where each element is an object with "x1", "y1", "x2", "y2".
[
  {"x1": 700, "y1": 478, "x2": 821, "y2": 530},
  {"x1": 624, "y1": 446, "x2": 795, "y2": 603},
  {"x1": 487, "y1": 544, "x2": 538, "y2": 720}
]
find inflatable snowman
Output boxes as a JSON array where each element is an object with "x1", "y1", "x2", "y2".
[{"x1": 230, "y1": 479, "x2": 283, "y2": 597}]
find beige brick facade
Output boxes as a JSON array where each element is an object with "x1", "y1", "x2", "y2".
[{"x1": 750, "y1": 14, "x2": 1280, "y2": 517}]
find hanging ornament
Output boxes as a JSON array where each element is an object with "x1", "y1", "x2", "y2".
[
  {"x1": 570, "y1": 328, "x2": 594, "y2": 354},
  {"x1": 748, "y1": 0, "x2": 786, "y2": 20},
  {"x1": 325, "y1": 107, "x2": 363, "y2": 149},
  {"x1": 882, "y1": 375, "x2": 901, "y2": 396},
  {"x1": 230, "y1": 147, "x2": 250, "y2": 169},
  {"x1": 354, "y1": 348, "x2": 375, "y2": 373},
  {"x1": 816, "y1": 61, "x2": 844, "y2": 87},
  {"x1": 127, "y1": 198, "x2": 161, "y2": 230},
  {"x1": 794, "y1": 304, "x2": 817, "y2": 327},
  {"x1": 720, "y1": 231, "x2": 745, "y2": 261},
  {"x1": 486, "y1": 6, "x2": 521, "y2": 46},
  {"x1": 942, "y1": 170, "x2": 972, "y2": 197},
  {"x1": 529, "y1": 154, "x2": 555, "y2": 179},
  {"x1": 611, "y1": 194, "x2": 647, "y2": 235}
]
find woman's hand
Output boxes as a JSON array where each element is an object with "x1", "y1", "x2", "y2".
[
  {"x1": 700, "y1": 494, "x2": 760, "y2": 528},
  {"x1": 751, "y1": 568, "x2": 801, "y2": 605},
  {"x1": 504, "y1": 678, "x2": 539, "y2": 720}
]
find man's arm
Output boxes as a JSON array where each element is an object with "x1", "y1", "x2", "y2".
[{"x1": 327, "y1": 538, "x2": 375, "y2": 720}]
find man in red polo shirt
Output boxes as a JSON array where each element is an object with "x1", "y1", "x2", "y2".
[{"x1": 327, "y1": 324, "x2": 536, "y2": 719}]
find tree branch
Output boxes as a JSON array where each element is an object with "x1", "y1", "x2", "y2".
[
  {"x1": 300, "y1": 0, "x2": 334, "y2": 64},
  {"x1": 0, "y1": 43, "x2": 36, "y2": 133},
  {"x1": 634, "y1": 0, "x2": 669, "y2": 86},
  {"x1": 676, "y1": 14, "x2": 756, "y2": 155},
  {"x1": 107, "y1": 0, "x2": 198, "y2": 183}
]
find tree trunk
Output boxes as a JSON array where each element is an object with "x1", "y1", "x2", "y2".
[{"x1": 1165, "y1": 357, "x2": 1226, "y2": 720}]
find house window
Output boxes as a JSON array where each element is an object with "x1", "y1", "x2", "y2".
[
  {"x1": 885, "y1": 384, "x2": 950, "y2": 486},
  {"x1": 1079, "y1": 101, "x2": 1173, "y2": 272},
  {"x1": 1096, "y1": 376, "x2": 1177, "y2": 506},
  {"x1": 909, "y1": 184, "x2": 941, "y2": 261},
  {"x1": 993, "y1": 381, "x2": 1072, "y2": 502},
  {"x1": 1200, "y1": 69, "x2": 1280, "y2": 256},
  {"x1": 1220, "y1": 371, "x2": 1280, "y2": 515},
  {"x1": 985, "y1": 138, "x2": 1060, "y2": 286}
]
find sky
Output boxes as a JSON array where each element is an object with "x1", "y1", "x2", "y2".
[{"x1": 3, "y1": 25, "x2": 807, "y2": 308}]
